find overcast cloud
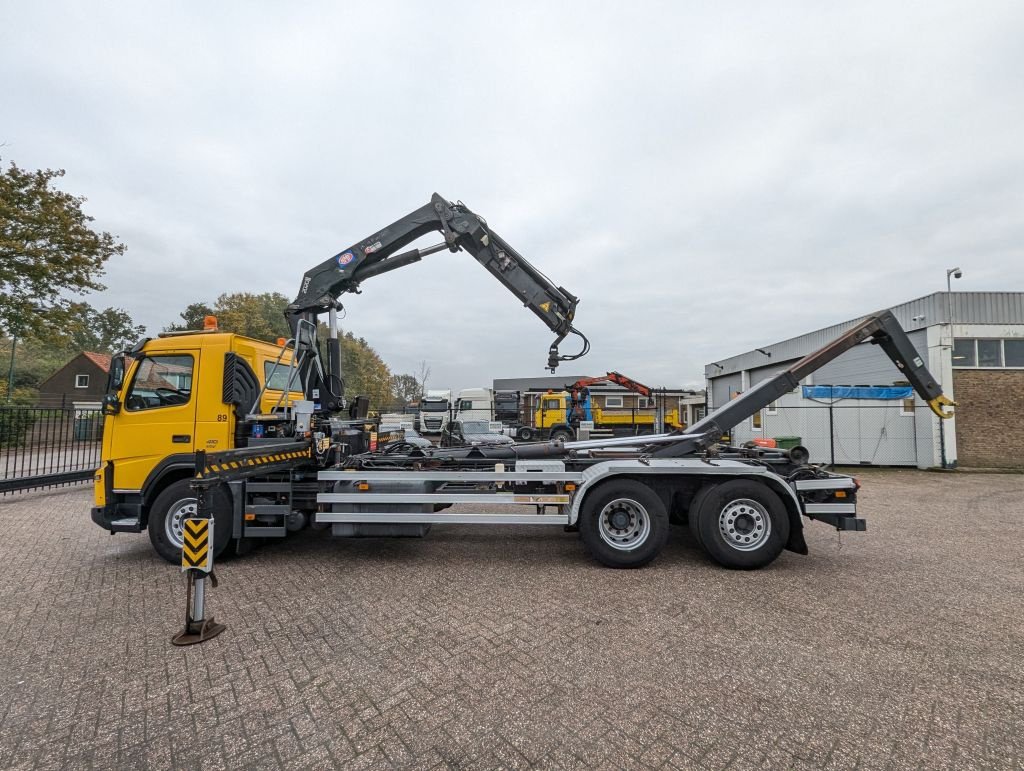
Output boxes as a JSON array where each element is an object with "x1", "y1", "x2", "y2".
[{"x1": 3, "y1": 1, "x2": 1022, "y2": 391}]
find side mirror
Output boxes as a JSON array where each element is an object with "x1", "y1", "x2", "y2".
[
  {"x1": 102, "y1": 393, "x2": 121, "y2": 415},
  {"x1": 107, "y1": 353, "x2": 127, "y2": 391}
]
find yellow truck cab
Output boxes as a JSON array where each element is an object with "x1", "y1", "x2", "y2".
[
  {"x1": 534, "y1": 391, "x2": 683, "y2": 441},
  {"x1": 91, "y1": 324, "x2": 301, "y2": 561}
]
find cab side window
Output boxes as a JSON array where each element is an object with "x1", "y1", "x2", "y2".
[
  {"x1": 264, "y1": 361, "x2": 301, "y2": 392},
  {"x1": 125, "y1": 355, "x2": 195, "y2": 411}
]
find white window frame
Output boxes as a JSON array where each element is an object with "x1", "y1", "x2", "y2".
[
  {"x1": 751, "y1": 410, "x2": 763, "y2": 431},
  {"x1": 900, "y1": 398, "x2": 916, "y2": 416},
  {"x1": 604, "y1": 395, "x2": 624, "y2": 408},
  {"x1": 952, "y1": 338, "x2": 1024, "y2": 370},
  {"x1": 75, "y1": 374, "x2": 89, "y2": 389},
  {"x1": 976, "y1": 338, "x2": 1004, "y2": 368},
  {"x1": 765, "y1": 400, "x2": 778, "y2": 415},
  {"x1": 638, "y1": 396, "x2": 654, "y2": 409},
  {"x1": 1005, "y1": 338, "x2": 1024, "y2": 368}
]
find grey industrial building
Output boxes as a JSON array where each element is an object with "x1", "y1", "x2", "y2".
[{"x1": 705, "y1": 292, "x2": 1024, "y2": 469}]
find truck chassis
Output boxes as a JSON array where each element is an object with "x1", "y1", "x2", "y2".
[
  {"x1": 91, "y1": 193, "x2": 954, "y2": 570},
  {"x1": 183, "y1": 306, "x2": 952, "y2": 571}
]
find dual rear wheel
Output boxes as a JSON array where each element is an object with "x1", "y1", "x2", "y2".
[
  {"x1": 580, "y1": 478, "x2": 789, "y2": 569},
  {"x1": 688, "y1": 480, "x2": 789, "y2": 569}
]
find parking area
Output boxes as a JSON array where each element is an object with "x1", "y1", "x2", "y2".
[{"x1": 0, "y1": 469, "x2": 1021, "y2": 769}]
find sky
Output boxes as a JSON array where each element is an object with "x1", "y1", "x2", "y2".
[{"x1": 3, "y1": 1, "x2": 1023, "y2": 392}]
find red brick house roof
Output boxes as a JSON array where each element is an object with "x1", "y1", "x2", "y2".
[{"x1": 81, "y1": 352, "x2": 112, "y2": 372}]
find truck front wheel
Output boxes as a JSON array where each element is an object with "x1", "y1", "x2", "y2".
[
  {"x1": 693, "y1": 480, "x2": 789, "y2": 570},
  {"x1": 580, "y1": 481, "x2": 669, "y2": 568},
  {"x1": 148, "y1": 479, "x2": 232, "y2": 564}
]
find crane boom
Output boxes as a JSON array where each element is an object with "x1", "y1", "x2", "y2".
[
  {"x1": 287, "y1": 193, "x2": 588, "y2": 373},
  {"x1": 567, "y1": 371, "x2": 654, "y2": 398}
]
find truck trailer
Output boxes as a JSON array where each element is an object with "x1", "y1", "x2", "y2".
[{"x1": 91, "y1": 193, "x2": 954, "y2": 570}]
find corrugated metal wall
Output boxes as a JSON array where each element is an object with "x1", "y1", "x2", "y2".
[
  {"x1": 812, "y1": 329, "x2": 929, "y2": 385},
  {"x1": 705, "y1": 292, "x2": 1024, "y2": 378}
]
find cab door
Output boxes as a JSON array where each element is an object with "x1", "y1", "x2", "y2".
[
  {"x1": 537, "y1": 395, "x2": 567, "y2": 428},
  {"x1": 107, "y1": 350, "x2": 200, "y2": 492}
]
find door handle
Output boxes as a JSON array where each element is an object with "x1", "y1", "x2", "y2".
[{"x1": 172, "y1": 435, "x2": 191, "y2": 443}]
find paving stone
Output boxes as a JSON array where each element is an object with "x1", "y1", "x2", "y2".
[{"x1": 0, "y1": 470, "x2": 1021, "y2": 769}]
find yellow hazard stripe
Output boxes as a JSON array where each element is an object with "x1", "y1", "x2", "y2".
[{"x1": 182, "y1": 546, "x2": 209, "y2": 567}]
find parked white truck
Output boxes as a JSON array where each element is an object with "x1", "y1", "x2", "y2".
[
  {"x1": 454, "y1": 387, "x2": 494, "y2": 423},
  {"x1": 418, "y1": 389, "x2": 452, "y2": 435}
]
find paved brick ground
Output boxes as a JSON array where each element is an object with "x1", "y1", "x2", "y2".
[{"x1": 0, "y1": 469, "x2": 1021, "y2": 769}]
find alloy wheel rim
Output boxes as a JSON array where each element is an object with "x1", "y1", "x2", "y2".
[
  {"x1": 598, "y1": 498, "x2": 651, "y2": 551},
  {"x1": 165, "y1": 497, "x2": 198, "y2": 548},
  {"x1": 718, "y1": 498, "x2": 771, "y2": 551}
]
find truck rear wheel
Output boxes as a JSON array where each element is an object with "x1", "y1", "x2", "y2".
[
  {"x1": 686, "y1": 483, "x2": 718, "y2": 551},
  {"x1": 693, "y1": 480, "x2": 789, "y2": 570},
  {"x1": 148, "y1": 479, "x2": 232, "y2": 564},
  {"x1": 580, "y1": 480, "x2": 669, "y2": 568}
]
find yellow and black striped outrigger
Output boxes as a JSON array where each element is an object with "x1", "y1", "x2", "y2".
[
  {"x1": 193, "y1": 442, "x2": 313, "y2": 481},
  {"x1": 190, "y1": 441, "x2": 313, "y2": 518}
]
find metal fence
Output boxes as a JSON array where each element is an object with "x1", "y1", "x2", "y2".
[
  {"x1": 734, "y1": 403, "x2": 937, "y2": 467},
  {"x1": 0, "y1": 407, "x2": 103, "y2": 494}
]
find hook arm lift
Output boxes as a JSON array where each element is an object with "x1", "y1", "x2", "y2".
[{"x1": 650, "y1": 309, "x2": 956, "y2": 458}]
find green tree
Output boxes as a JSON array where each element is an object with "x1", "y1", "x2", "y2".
[
  {"x1": 3, "y1": 302, "x2": 145, "y2": 402},
  {"x1": 391, "y1": 373, "x2": 422, "y2": 405},
  {"x1": 0, "y1": 160, "x2": 126, "y2": 337},
  {"x1": 165, "y1": 292, "x2": 289, "y2": 342},
  {"x1": 165, "y1": 292, "x2": 398, "y2": 406},
  {"x1": 57, "y1": 302, "x2": 145, "y2": 353},
  {"x1": 165, "y1": 302, "x2": 214, "y2": 332},
  {"x1": 214, "y1": 292, "x2": 291, "y2": 342},
  {"x1": 340, "y1": 333, "x2": 395, "y2": 406}
]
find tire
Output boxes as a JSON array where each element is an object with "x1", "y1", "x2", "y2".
[
  {"x1": 579, "y1": 480, "x2": 669, "y2": 568},
  {"x1": 517, "y1": 426, "x2": 534, "y2": 441},
  {"x1": 550, "y1": 429, "x2": 573, "y2": 443},
  {"x1": 686, "y1": 483, "x2": 719, "y2": 551},
  {"x1": 694, "y1": 479, "x2": 790, "y2": 570},
  {"x1": 148, "y1": 479, "x2": 233, "y2": 564}
]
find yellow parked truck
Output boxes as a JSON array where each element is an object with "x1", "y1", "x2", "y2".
[
  {"x1": 91, "y1": 323, "x2": 304, "y2": 562},
  {"x1": 531, "y1": 390, "x2": 683, "y2": 442},
  {"x1": 91, "y1": 193, "x2": 955, "y2": 570}
]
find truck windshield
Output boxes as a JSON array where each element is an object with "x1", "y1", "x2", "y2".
[{"x1": 422, "y1": 401, "x2": 448, "y2": 412}]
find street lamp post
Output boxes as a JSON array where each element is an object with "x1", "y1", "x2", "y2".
[
  {"x1": 940, "y1": 267, "x2": 963, "y2": 469},
  {"x1": 946, "y1": 267, "x2": 962, "y2": 346}
]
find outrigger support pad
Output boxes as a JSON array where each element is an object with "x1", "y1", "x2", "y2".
[{"x1": 171, "y1": 570, "x2": 226, "y2": 646}]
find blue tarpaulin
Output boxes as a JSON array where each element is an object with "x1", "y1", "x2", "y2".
[{"x1": 802, "y1": 385, "x2": 913, "y2": 400}]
